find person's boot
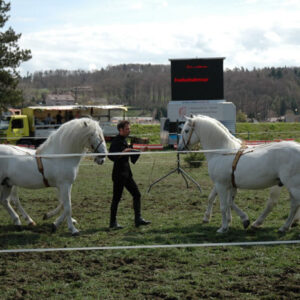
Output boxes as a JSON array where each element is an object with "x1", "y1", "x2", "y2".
[
  {"x1": 135, "y1": 217, "x2": 151, "y2": 227},
  {"x1": 109, "y1": 220, "x2": 123, "y2": 230},
  {"x1": 109, "y1": 201, "x2": 123, "y2": 230},
  {"x1": 133, "y1": 197, "x2": 151, "y2": 227}
]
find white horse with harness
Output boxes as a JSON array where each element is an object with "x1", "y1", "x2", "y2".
[
  {"x1": 178, "y1": 115, "x2": 300, "y2": 233},
  {"x1": 0, "y1": 118, "x2": 107, "y2": 235}
]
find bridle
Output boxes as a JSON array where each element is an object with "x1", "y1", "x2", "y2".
[
  {"x1": 181, "y1": 121, "x2": 195, "y2": 150},
  {"x1": 91, "y1": 135, "x2": 106, "y2": 162},
  {"x1": 92, "y1": 139, "x2": 104, "y2": 153},
  {"x1": 90, "y1": 132, "x2": 105, "y2": 152}
]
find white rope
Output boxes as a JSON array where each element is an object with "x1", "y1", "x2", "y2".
[
  {"x1": 0, "y1": 240, "x2": 299, "y2": 254},
  {"x1": 0, "y1": 149, "x2": 240, "y2": 159},
  {"x1": 1, "y1": 130, "x2": 300, "y2": 140}
]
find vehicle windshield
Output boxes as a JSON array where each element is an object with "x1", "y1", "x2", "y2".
[{"x1": 0, "y1": 117, "x2": 10, "y2": 130}]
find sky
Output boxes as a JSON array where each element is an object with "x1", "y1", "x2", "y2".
[{"x1": 5, "y1": 0, "x2": 300, "y2": 75}]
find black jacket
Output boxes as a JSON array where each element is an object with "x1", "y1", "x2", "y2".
[{"x1": 108, "y1": 135, "x2": 139, "y2": 181}]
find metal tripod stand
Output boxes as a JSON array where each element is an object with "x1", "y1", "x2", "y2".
[
  {"x1": 147, "y1": 151, "x2": 202, "y2": 193},
  {"x1": 147, "y1": 126, "x2": 202, "y2": 193}
]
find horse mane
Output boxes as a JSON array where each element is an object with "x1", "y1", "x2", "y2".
[
  {"x1": 194, "y1": 115, "x2": 242, "y2": 149},
  {"x1": 38, "y1": 118, "x2": 102, "y2": 154}
]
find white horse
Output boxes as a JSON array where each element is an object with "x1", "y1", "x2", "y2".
[
  {"x1": 0, "y1": 118, "x2": 107, "y2": 235},
  {"x1": 178, "y1": 115, "x2": 300, "y2": 233}
]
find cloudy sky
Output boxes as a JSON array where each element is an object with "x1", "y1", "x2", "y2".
[{"x1": 7, "y1": 0, "x2": 300, "y2": 75}]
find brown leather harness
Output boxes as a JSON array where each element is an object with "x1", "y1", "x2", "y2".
[
  {"x1": 8, "y1": 145, "x2": 51, "y2": 187},
  {"x1": 231, "y1": 144, "x2": 247, "y2": 188},
  {"x1": 35, "y1": 149, "x2": 50, "y2": 187},
  {"x1": 231, "y1": 142, "x2": 254, "y2": 188}
]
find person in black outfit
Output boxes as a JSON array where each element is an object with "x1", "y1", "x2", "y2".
[
  {"x1": 108, "y1": 120, "x2": 151, "y2": 229},
  {"x1": 56, "y1": 111, "x2": 62, "y2": 124}
]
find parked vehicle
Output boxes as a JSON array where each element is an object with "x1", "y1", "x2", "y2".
[{"x1": 0, "y1": 105, "x2": 127, "y2": 146}]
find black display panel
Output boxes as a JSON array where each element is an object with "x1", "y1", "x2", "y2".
[{"x1": 170, "y1": 58, "x2": 224, "y2": 101}]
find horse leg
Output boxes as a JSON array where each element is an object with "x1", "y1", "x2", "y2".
[
  {"x1": 44, "y1": 203, "x2": 77, "y2": 224},
  {"x1": 203, "y1": 186, "x2": 218, "y2": 223},
  {"x1": 0, "y1": 186, "x2": 22, "y2": 226},
  {"x1": 10, "y1": 186, "x2": 36, "y2": 226},
  {"x1": 54, "y1": 184, "x2": 79, "y2": 235},
  {"x1": 279, "y1": 188, "x2": 300, "y2": 233},
  {"x1": 230, "y1": 189, "x2": 250, "y2": 229},
  {"x1": 203, "y1": 186, "x2": 249, "y2": 228},
  {"x1": 215, "y1": 184, "x2": 232, "y2": 233},
  {"x1": 43, "y1": 189, "x2": 77, "y2": 224},
  {"x1": 226, "y1": 189, "x2": 235, "y2": 225},
  {"x1": 251, "y1": 185, "x2": 282, "y2": 229},
  {"x1": 43, "y1": 202, "x2": 63, "y2": 220}
]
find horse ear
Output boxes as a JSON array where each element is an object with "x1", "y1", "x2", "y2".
[{"x1": 184, "y1": 115, "x2": 193, "y2": 124}]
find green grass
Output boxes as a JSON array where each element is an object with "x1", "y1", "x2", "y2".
[
  {"x1": 236, "y1": 122, "x2": 300, "y2": 141},
  {"x1": 129, "y1": 122, "x2": 300, "y2": 145},
  {"x1": 130, "y1": 123, "x2": 161, "y2": 144},
  {"x1": 0, "y1": 153, "x2": 300, "y2": 299}
]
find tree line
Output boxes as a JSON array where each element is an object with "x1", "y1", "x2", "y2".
[{"x1": 18, "y1": 65, "x2": 300, "y2": 120}]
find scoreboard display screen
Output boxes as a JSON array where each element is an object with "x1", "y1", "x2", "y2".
[{"x1": 170, "y1": 58, "x2": 224, "y2": 101}]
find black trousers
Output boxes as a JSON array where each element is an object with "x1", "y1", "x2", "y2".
[{"x1": 110, "y1": 176, "x2": 141, "y2": 224}]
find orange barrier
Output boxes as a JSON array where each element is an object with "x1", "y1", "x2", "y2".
[
  {"x1": 246, "y1": 138, "x2": 294, "y2": 145},
  {"x1": 132, "y1": 144, "x2": 164, "y2": 150}
]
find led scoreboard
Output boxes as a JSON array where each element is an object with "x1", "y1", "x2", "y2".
[
  {"x1": 170, "y1": 58, "x2": 224, "y2": 101},
  {"x1": 162, "y1": 57, "x2": 236, "y2": 145}
]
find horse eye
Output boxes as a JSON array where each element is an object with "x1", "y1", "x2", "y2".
[{"x1": 185, "y1": 129, "x2": 189, "y2": 134}]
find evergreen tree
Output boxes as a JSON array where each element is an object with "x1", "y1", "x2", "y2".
[{"x1": 0, "y1": 0, "x2": 31, "y2": 110}]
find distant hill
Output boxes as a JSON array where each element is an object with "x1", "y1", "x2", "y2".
[{"x1": 19, "y1": 65, "x2": 300, "y2": 120}]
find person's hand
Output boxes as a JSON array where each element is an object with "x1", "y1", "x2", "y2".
[{"x1": 123, "y1": 148, "x2": 132, "y2": 152}]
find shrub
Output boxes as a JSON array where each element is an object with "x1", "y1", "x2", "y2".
[{"x1": 183, "y1": 151, "x2": 206, "y2": 168}]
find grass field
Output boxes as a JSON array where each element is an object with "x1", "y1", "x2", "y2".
[
  {"x1": 1, "y1": 148, "x2": 300, "y2": 299},
  {"x1": 130, "y1": 122, "x2": 300, "y2": 144},
  {"x1": 1, "y1": 122, "x2": 300, "y2": 299}
]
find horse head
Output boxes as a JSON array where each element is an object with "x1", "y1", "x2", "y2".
[
  {"x1": 84, "y1": 120, "x2": 107, "y2": 165},
  {"x1": 177, "y1": 115, "x2": 198, "y2": 151}
]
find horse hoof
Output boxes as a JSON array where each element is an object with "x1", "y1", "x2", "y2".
[
  {"x1": 217, "y1": 227, "x2": 228, "y2": 234},
  {"x1": 51, "y1": 223, "x2": 57, "y2": 233},
  {"x1": 72, "y1": 231, "x2": 80, "y2": 237},
  {"x1": 243, "y1": 220, "x2": 250, "y2": 229},
  {"x1": 278, "y1": 227, "x2": 288, "y2": 235},
  {"x1": 291, "y1": 221, "x2": 299, "y2": 228},
  {"x1": 203, "y1": 216, "x2": 210, "y2": 223},
  {"x1": 43, "y1": 214, "x2": 48, "y2": 220},
  {"x1": 251, "y1": 224, "x2": 259, "y2": 230},
  {"x1": 15, "y1": 225, "x2": 22, "y2": 232},
  {"x1": 29, "y1": 221, "x2": 37, "y2": 227}
]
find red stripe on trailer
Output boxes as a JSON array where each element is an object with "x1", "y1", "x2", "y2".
[{"x1": 246, "y1": 139, "x2": 294, "y2": 145}]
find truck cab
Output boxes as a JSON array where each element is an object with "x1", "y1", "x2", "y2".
[{"x1": 1, "y1": 115, "x2": 30, "y2": 145}]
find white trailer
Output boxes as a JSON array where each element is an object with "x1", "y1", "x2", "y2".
[{"x1": 162, "y1": 100, "x2": 236, "y2": 145}]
